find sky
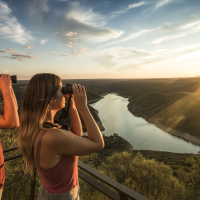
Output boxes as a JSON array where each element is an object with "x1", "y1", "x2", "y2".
[{"x1": 0, "y1": 0, "x2": 200, "y2": 80}]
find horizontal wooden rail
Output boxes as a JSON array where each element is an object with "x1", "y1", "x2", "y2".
[
  {"x1": 3, "y1": 146, "x2": 19, "y2": 153},
  {"x1": 3, "y1": 146, "x2": 149, "y2": 200},
  {"x1": 78, "y1": 160, "x2": 149, "y2": 200},
  {"x1": 78, "y1": 170, "x2": 120, "y2": 200}
]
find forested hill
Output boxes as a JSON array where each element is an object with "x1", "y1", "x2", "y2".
[{"x1": 12, "y1": 77, "x2": 200, "y2": 141}]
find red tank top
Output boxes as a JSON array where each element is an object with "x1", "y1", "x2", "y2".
[
  {"x1": 35, "y1": 131, "x2": 79, "y2": 193},
  {"x1": 0, "y1": 140, "x2": 5, "y2": 189}
]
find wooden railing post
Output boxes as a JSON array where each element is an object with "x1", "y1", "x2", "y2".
[{"x1": 29, "y1": 167, "x2": 36, "y2": 200}]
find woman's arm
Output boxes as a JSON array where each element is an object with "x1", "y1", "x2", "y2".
[
  {"x1": 11, "y1": 88, "x2": 18, "y2": 110},
  {"x1": 0, "y1": 89, "x2": 18, "y2": 116},
  {"x1": 66, "y1": 94, "x2": 83, "y2": 137}
]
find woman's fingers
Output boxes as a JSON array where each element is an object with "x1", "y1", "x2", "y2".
[
  {"x1": 72, "y1": 84, "x2": 78, "y2": 95},
  {"x1": 78, "y1": 84, "x2": 83, "y2": 95},
  {"x1": 73, "y1": 84, "x2": 85, "y2": 96},
  {"x1": 82, "y1": 86, "x2": 86, "y2": 96}
]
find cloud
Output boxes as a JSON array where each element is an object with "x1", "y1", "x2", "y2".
[
  {"x1": 94, "y1": 46, "x2": 152, "y2": 69},
  {"x1": 65, "y1": 31, "x2": 77, "y2": 36},
  {"x1": 2, "y1": 53, "x2": 36, "y2": 61},
  {"x1": 52, "y1": 32, "x2": 59, "y2": 34},
  {"x1": 67, "y1": 2, "x2": 106, "y2": 27},
  {"x1": 109, "y1": 1, "x2": 148, "y2": 19},
  {"x1": 0, "y1": 50, "x2": 7, "y2": 53},
  {"x1": 60, "y1": 54, "x2": 70, "y2": 56},
  {"x1": 80, "y1": 46, "x2": 88, "y2": 52},
  {"x1": 27, "y1": 0, "x2": 49, "y2": 22},
  {"x1": 51, "y1": 3, "x2": 124, "y2": 46},
  {"x1": 155, "y1": 0, "x2": 173, "y2": 10},
  {"x1": 117, "y1": 44, "x2": 200, "y2": 71},
  {"x1": 98, "y1": 29, "x2": 152, "y2": 48},
  {"x1": 65, "y1": 41, "x2": 78, "y2": 48},
  {"x1": 94, "y1": 54, "x2": 117, "y2": 68},
  {"x1": 7, "y1": 48, "x2": 16, "y2": 53},
  {"x1": 51, "y1": 52, "x2": 56, "y2": 54},
  {"x1": 23, "y1": 45, "x2": 33, "y2": 49},
  {"x1": 128, "y1": 1, "x2": 149, "y2": 9},
  {"x1": 152, "y1": 19, "x2": 200, "y2": 44},
  {"x1": 99, "y1": 16, "x2": 200, "y2": 49},
  {"x1": 41, "y1": 39, "x2": 48, "y2": 45},
  {"x1": 79, "y1": 46, "x2": 92, "y2": 54},
  {"x1": 0, "y1": 1, "x2": 34, "y2": 44}
]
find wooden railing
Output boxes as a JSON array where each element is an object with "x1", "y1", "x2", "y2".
[{"x1": 3, "y1": 146, "x2": 149, "y2": 200}]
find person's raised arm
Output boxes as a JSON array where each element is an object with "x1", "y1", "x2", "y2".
[
  {"x1": 46, "y1": 84, "x2": 104, "y2": 156},
  {"x1": 67, "y1": 93, "x2": 83, "y2": 137},
  {"x1": 0, "y1": 74, "x2": 19, "y2": 129},
  {"x1": 11, "y1": 88, "x2": 18, "y2": 111}
]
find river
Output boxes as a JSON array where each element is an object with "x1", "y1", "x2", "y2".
[{"x1": 89, "y1": 93, "x2": 200, "y2": 154}]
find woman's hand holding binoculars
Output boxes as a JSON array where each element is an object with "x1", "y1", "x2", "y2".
[
  {"x1": 71, "y1": 84, "x2": 87, "y2": 113},
  {"x1": 0, "y1": 74, "x2": 12, "y2": 92}
]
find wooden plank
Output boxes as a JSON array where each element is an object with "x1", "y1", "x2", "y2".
[
  {"x1": 3, "y1": 146, "x2": 19, "y2": 153},
  {"x1": 4, "y1": 154, "x2": 23, "y2": 162},
  {"x1": 78, "y1": 161, "x2": 149, "y2": 200},
  {"x1": 79, "y1": 170, "x2": 120, "y2": 200}
]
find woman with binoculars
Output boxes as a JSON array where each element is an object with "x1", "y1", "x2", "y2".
[{"x1": 18, "y1": 73, "x2": 104, "y2": 200}]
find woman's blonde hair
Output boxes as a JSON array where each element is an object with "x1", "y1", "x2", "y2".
[{"x1": 18, "y1": 73, "x2": 61, "y2": 178}]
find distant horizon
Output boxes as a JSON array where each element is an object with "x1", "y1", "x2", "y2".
[
  {"x1": 1, "y1": 0, "x2": 200, "y2": 79},
  {"x1": 15, "y1": 75, "x2": 200, "y2": 81}
]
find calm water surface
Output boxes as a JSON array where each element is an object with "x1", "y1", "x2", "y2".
[{"x1": 89, "y1": 93, "x2": 200, "y2": 154}]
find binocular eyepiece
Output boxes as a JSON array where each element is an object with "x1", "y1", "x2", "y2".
[
  {"x1": 61, "y1": 83, "x2": 86, "y2": 95},
  {"x1": 0, "y1": 75, "x2": 17, "y2": 83}
]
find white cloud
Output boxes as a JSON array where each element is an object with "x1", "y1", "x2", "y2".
[
  {"x1": 65, "y1": 31, "x2": 77, "y2": 36},
  {"x1": 109, "y1": 1, "x2": 148, "y2": 19},
  {"x1": 67, "y1": 2, "x2": 105, "y2": 27},
  {"x1": 0, "y1": 1, "x2": 34, "y2": 44},
  {"x1": 7, "y1": 48, "x2": 16, "y2": 53},
  {"x1": 99, "y1": 17, "x2": 200, "y2": 49},
  {"x1": 65, "y1": 42, "x2": 78, "y2": 48},
  {"x1": 41, "y1": 39, "x2": 49, "y2": 45},
  {"x1": 128, "y1": 1, "x2": 149, "y2": 10},
  {"x1": 155, "y1": 0, "x2": 173, "y2": 10},
  {"x1": 23, "y1": 45, "x2": 33, "y2": 49},
  {"x1": 152, "y1": 19, "x2": 200, "y2": 44},
  {"x1": 99, "y1": 29, "x2": 152, "y2": 48},
  {"x1": 51, "y1": 52, "x2": 56, "y2": 54},
  {"x1": 116, "y1": 44, "x2": 200, "y2": 71}
]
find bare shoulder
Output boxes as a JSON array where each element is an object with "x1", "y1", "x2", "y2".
[{"x1": 43, "y1": 128, "x2": 78, "y2": 148}]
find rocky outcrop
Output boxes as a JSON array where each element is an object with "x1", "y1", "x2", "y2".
[
  {"x1": 83, "y1": 133, "x2": 133, "y2": 151},
  {"x1": 103, "y1": 133, "x2": 133, "y2": 151}
]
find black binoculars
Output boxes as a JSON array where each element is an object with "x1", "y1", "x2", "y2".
[
  {"x1": 61, "y1": 83, "x2": 86, "y2": 95},
  {"x1": 0, "y1": 75, "x2": 17, "y2": 83}
]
